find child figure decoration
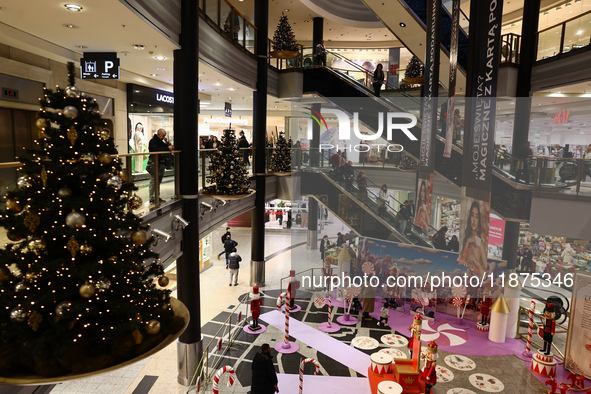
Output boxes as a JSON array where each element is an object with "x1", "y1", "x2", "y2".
[
  {"x1": 250, "y1": 286, "x2": 263, "y2": 330},
  {"x1": 408, "y1": 314, "x2": 422, "y2": 359},
  {"x1": 420, "y1": 341, "x2": 438, "y2": 394},
  {"x1": 541, "y1": 302, "x2": 556, "y2": 355},
  {"x1": 377, "y1": 302, "x2": 389, "y2": 326},
  {"x1": 478, "y1": 285, "x2": 491, "y2": 330}
]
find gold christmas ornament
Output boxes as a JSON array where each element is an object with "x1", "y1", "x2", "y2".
[
  {"x1": 157, "y1": 276, "x2": 170, "y2": 287},
  {"x1": 79, "y1": 282, "x2": 96, "y2": 298},
  {"x1": 98, "y1": 129, "x2": 110, "y2": 141},
  {"x1": 28, "y1": 238, "x2": 46, "y2": 254},
  {"x1": 67, "y1": 126, "x2": 78, "y2": 145},
  {"x1": 7, "y1": 231, "x2": 23, "y2": 242},
  {"x1": 10, "y1": 307, "x2": 28, "y2": 323},
  {"x1": 5, "y1": 199, "x2": 22, "y2": 213},
  {"x1": 41, "y1": 166, "x2": 48, "y2": 188},
  {"x1": 65, "y1": 210, "x2": 85, "y2": 228},
  {"x1": 119, "y1": 171, "x2": 129, "y2": 182},
  {"x1": 67, "y1": 236, "x2": 79, "y2": 258},
  {"x1": 79, "y1": 242, "x2": 93, "y2": 255},
  {"x1": 16, "y1": 176, "x2": 33, "y2": 190},
  {"x1": 128, "y1": 194, "x2": 143, "y2": 210},
  {"x1": 130, "y1": 229, "x2": 147, "y2": 245},
  {"x1": 131, "y1": 329, "x2": 143, "y2": 345},
  {"x1": 98, "y1": 152, "x2": 112, "y2": 165},
  {"x1": 24, "y1": 211, "x2": 40, "y2": 232},
  {"x1": 58, "y1": 187, "x2": 72, "y2": 198},
  {"x1": 145, "y1": 320, "x2": 161, "y2": 335},
  {"x1": 35, "y1": 118, "x2": 49, "y2": 130},
  {"x1": 28, "y1": 310, "x2": 42, "y2": 332},
  {"x1": 97, "y1": 173, "x2": 111, "y2": 182},
  {"x1": 0, "y1": 265, "x2": 11, "y2": 282}
]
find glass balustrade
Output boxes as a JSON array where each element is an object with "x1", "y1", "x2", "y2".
[
  {"x1": 200, "y1": 0, "x2": 257, "y2": 55},
  {"x1": 536, "y1": 10, "x2": 591, "y2": 61}
]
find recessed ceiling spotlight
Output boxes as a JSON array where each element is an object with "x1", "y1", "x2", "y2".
[
  {"x1": 133, "y1": 44, "x2": 145, "y2": 50},
  {"x1": 63, "y1": 24, "x2": 78, "y2": 28},
  {"x1": 156, "y1": 67, "x2": 166, "y2": 70},
  {"x1": 64, "y1": 4, "x2": 83, "y2": 12},
  {"x1": 74, "y1": 45, "x2": 87, "y2": 49},
  {"x1": 511, "y1": 23, "x2": 516, "y2": 27},
  {"x1": 399, "y1": 22, "x2": 406, "y2": 27},
  {"x1": 543, "y1": 11, "x2": 549, "y2": 15},
  {"x1": 329, "y1": 28, "x2": 333, "y2": 31},
  {"x1": 155, "y1": 56, "x2": 166, "y2": 60},
  {"x1": 229, "y1": 88, "x2": 235, "y2": 91},
  {"x1": 214, "y1": 82, "x2": 222, "y2": 86},
  {"x1": 566, "y1": 2, "x2": 572, "y2": 6},
  {"x1": 557, "y1": 6, "x2": 562, "y2": 10},
  {"x1": 285, "y1": 9, "x2": 289, "y2": 11},
  {"x1": 150, "y1": 74, "x2": 158, "y2": 77},
  {"x1": 304, "y1": 20, "x2": 308, "y2": 22}
]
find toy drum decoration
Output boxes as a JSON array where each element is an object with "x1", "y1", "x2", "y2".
[
  {"x1": 370, "y1": 352, "x2": 393, "y2": 377},
  {"x1": 377, "y1": 381, "x2": 403, "y2": 394},
  {"x1": 531, "y1": 351, "x2": 557, "y2": 377}
]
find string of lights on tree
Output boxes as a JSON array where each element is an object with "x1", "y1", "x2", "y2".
[
  {"x1": 405, "y1": 55, "x2": 425, "y2": 79},
  {"x1": 272, "y1": 14, "x2": 299, "y2": 52},
  {"x1": 270, "y1": 132, "x2": 292, "y2": 173},
  {"x1": 0, "y1": 62, "x2": 182, "y2": 377},
  {"x1": 204, "y1": 127, "x2": 251, "y2": 196}
]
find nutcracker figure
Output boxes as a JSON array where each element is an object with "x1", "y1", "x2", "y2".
[
  {"x1": 541, "y1": 302, "x2": 556, "y2": 355},
  {"x1": 479, "y1": 285, "x2": 492, "y2": 326},
  {"x1": 249, "y1": 286, "x2": 263, "y2": 330},
  {"x1": 286, "y1": 270, "x2": 300, "y2": 310},
  {"x1": 408, "y1": 314, "x2": 422, "y2": 359},
  {"x1": 420, "y1": 341, "x2": 438, "y2": 394}
]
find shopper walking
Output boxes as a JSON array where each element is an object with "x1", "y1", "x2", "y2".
[
  {"x1": 227, "y1": 251, "x2": 241, "y2": 286},
  {"x1": 447, "y1": 235, "x2": 460, "y2": 252},
  {"x1": 251, "y1": 344, "x2": 279, "y2": 394},
  {"x1": 522, "y1": 245, "x2": 534, "y2": 273},
  {"x1": 238, "y1": 131, "x2": 250, "y2": 166},
  {"x1": 217, "y1": 227, "x2": 231, "y2": 260},
  {"x1": 372, "y1": 63, "x2": 385, "y2": 97},
  {"x1": 515, "y1": 141, "x2": 533, "y2": 184},
  {"x1": 341, "y1": 161, "x2": 354, "y2": 191},
  {"x1": 398, "y1": 200, "x2": 411, "y2": 234},
  {"x1": 336, "y1": 232, "x2": 345, "y2": 247},
  {"x1": 357, "y1": 170, "x2": 367, "y2": 201},
  {"x1": 320, "y1": 235, "x2": 331, "y2": 262},
  {"x1": 224, "y1": 237, "x2": 238, "y2": 268},
  {"x1": 148, "y1": 128, "x2": 173, "y2": 204},
  {"x1": 316, "y1": 39, "x2": 326, "y2": 66},
  {"x1": 432, "y1": 226, "x2": 448, "y2": 250}
]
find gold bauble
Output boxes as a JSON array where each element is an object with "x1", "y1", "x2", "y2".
[
  {"x1": 80, "y1": 243, "x2": 93, "y2": 255},
  {"x1": 0, "y1": 265, "x2": 11, "y2": 282},
  {"x1": 130, "y1": 229, "x2": 147, "y2": 245},
  {"x1": 128, "y1": 194, "x2": 143, "y2": 210},
  {"x1": 7, "y1": 231, "x2": 23, "y2": 242},
  {"x1": 35, "y1": 118, "x2": 49, "y2": 130},
  {"x1": 145, "y1": 319, "x2": 161, "y2": 335},
  {"x1": 119, "y1": 171, "x2": 129, "y2": 182},
  {"x1": 98, "y1": 152, "x2": 112, "y2": 165},
  {"x1": 79, "y1": 282, "x2": 95, "y2": 298},
  {"x1": 5, "y1": 199, "x2": 22, "y2": 213},
  {"x1": 28, "y1": 238, "x2": 46, "y2": 253},
  {"x1": 157, "y1": 276, "x2": 169, "y2": 287}
]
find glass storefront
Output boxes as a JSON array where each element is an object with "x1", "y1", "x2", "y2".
[{"x1": 127, "y1": 84, "x2": 174, "y2": 175}]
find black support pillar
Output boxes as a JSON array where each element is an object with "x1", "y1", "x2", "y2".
[
  {"x1": 309, "y1": 103, "x2": 321, "y2": 167},
  {"x1": 504, "y1": 0, "x2": 541, "y2": 271},
  {"x1": 313, "y1": 17, "x2": 324, "y2": 48},
  {"x1": 174, "y1": 0, "x2": 201, "y2": 386},
  {"x1": 307, "y1": 198, "x2": 319, "y2": 250},
  {"x1": 250, "y1": 0, "x2": 268, "y2": 287}
]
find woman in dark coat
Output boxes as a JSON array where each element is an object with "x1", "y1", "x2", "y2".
[{"x1": 372, "y1": 63, "x2": 385, "y2": 97}]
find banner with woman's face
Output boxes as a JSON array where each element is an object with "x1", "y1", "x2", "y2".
[
  {"x1": 414, "y1": 174, "x2": 433, "y2": 232},
  {"x1": 458, "y1": 189, "x2": 491, "y2": 278}
]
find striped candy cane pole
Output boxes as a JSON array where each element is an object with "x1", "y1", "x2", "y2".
[
  {"x1": 284, "y1": 291, "x2": 290, "y2": 346},
  {"x1": 212, "y1": 366, "x2": 236, "y2": 394},
  {"x1": 299, "y1": 358, "x2": 321, "y2": 394},
  {"x1": 326, "y1": 291, "x2": 332, "y2": 327},
  {"x1": 524, "y1": 300, "x2": 535, "y2": 356},
  {"x1": 276, "y1": 291, "x2": 287, "y2": 309}
]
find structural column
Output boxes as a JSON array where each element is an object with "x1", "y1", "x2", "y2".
[
  {"x1": 309, "y1": 103, "x2": 321, "y2": 167},
  {"x1": 312, "y1": 17, "x2": 324, "y2": 51},
  {"x1": 307, "y1": 198, "x2": 319, "y2": 250},
  {"x1": 174, "y1": 0, "x2": 201, "y2": 386},
  {"x1": 504, "y1": 0, "x2": 541, "y2": 271},
  {"x1": 250, "y1": 0, "x2": 268, "y2": 287}
]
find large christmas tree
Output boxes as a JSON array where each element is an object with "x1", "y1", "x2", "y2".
[
  {"x1": 272, "y1": 14, "x2": 299, "y2": 52},
  {"x1": 270, "y1": 132, "x2": 292, "y2": 172},
  {"x1": 0, "y1": 63, "x2": 181, "y2": 377},
  {"x1": 204, "y1": 128, "x2": 251, "y2": 195},
  {"x1": 404, "y1": 55, "x2": 425, "y2": 79}
]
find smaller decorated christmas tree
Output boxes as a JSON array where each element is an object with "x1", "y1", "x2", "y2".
[
  {"x1": 272, "y1": 14, "x2": 299, "y2": 52},
  {"x1": 404, "y1": 55, "x2": 424, "y2": 79},
  {"x1": 398, "y1": 153, "x2": 419, "y2": 170},
  {"x1": 270, "y1": 132, "x2": 292, "y2": 173},
  {"x1": 204, "y1": 128, "x2": 251, "y2": 195}
]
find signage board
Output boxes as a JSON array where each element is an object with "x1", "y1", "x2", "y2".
[{"x1": 80, "y1": 52, "x2": 120, "y2": 79}]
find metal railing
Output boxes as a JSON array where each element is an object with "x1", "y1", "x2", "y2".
[
  {"x1": 200, "y1": 0, "x2": 257, "y2": 54},
  {"x1": 516, "y1": 305, "x2": 568, "y2": 359},
  {"x1": 501, "y1": 33, "x2": 521, "y2": 65},
  {"x1": 536, "y1": 8, "x2": 591, "y2": 61}
]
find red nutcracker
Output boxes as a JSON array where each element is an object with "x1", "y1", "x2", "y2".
[
  {"x1": 408, "y1": 314, "x2": 422, "y2": 359},
  {"x1": 479, "y1": 285, "x2": 491, "y2": 326},
  {"x1": 286, "y1": 270, "x2": 300, "y2": 310},
  {"x1": 541, "y1": 302, "x2": 556, "y2": 355},
  {"x1": 420, "y1": 341, "x2": 438, "y2": 394},
  {"x1": 249, "y1": 286, "x2": 263, "y2": 330}
]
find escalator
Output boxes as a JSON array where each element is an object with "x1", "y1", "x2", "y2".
[{"x1": 298, "y1": 63, "x2": 533, "y2": 221}]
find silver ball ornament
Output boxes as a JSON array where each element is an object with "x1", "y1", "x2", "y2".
[
  {"x1": 63, "y1": 106, "x2": 79, "y2": 119},
  {"x1": 66, "y1": 211, "x2": 85, "y2": 228},
  {"x1": 16, "y1": 176, "x2": 33, "y2": 190},
  {"x1": 107, "y1": 176, "x2": 122, "y2": 190},
  {"x1": 55, "y1": 301, "x2": 72, "y2": 316},
  {"x1": 65, "y1": 86, "x2": 80, "y2": 98},
  {"x1": 58, "y1": 187, "x2": 72, "y2": 198},
  {"x1": 98, "y1": 129, "x2": 110, "y2": 141},
  {"x1": 96, "y1": 277, "x2": 111, "y2": 292},
  {"x1": 145, "y1": 320, "x2": 161, "y2": 335},
  {"x1": 15, "y1": 282, "x2": 27, "y2": 292},
  {"x1": 10, "y1": 307, "x2": 28, "y2": 323}
]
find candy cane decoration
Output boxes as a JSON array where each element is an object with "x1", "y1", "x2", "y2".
[
  {"x1": 525, "y1": 300, "x2": 536, "y2": 355},
  {"x1": 212, "y1": 366, "x2": 236, "y2": 394},
  {"x1": 277, "y1": 291, "x2": 290, "y2": 346},
  {"x1": 326, "y1": 291, "x2": 332, "y2": 327},
  {"x1": 277, "y1": 291, "x2": 287, "y2": 309},
  {"x1": 299, "y1": 358, "x2": 321, "y2": 394}
]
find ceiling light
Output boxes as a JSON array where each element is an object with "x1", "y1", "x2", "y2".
[
  {"x1": 329, "y1": 28, "x2": 333, "y2": 31},
  {"x1": 157, "y1": 67, "x2": 166, "y2": 70},
  {"x1": 399, "y1": 22, "x2": 406, "y2": 27},
  {"x1": 74, "y1": 45, "x2": 87, "y2": 49},
  {"x1": 200, "y1": 102, "x2": 210, "y2": 105},
  {"x1": 150, "y1": 74, "x2": 158, "y2": 77},
  {"x1": 214, "y1": 82, "x2": 221, "y2": 86},
  {"x1": 228, "y1": 88, "x2": 235, "y2": 91},
  {"x1": 64, "y1": 4, "x2": 83, "y2": 12},
  {"x1": 577, "y1": 30, "x2": 583, "y2": 34},
  {"x1": 543, "y1": 11, "x2": 549, "y2": 15},
  {"x1": 304, "y1": 20, "x2": 308, "y2": 22},
  {"x1": 155, "y1": 56, "x2": 166, "y2": 60},
  {"x1": 511, "y1": 23, "x2": 516, "y2": 27},
  {"x1": 285, "y1": 9, "x2": 289, "y2": 11},
  {"x1": 134, "y1": 44, "x2": 145, "y2": 50},
  {"x1": 566, "y1": 2, "x2": 572, "y2": 6},
  {"x1": 63, "y1": 24, "x2": 78, "y2": 28},
  {"x1": 557, "y1": 6, "x2": 562, "y2": 10}
]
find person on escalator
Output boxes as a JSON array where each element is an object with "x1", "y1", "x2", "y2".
[
  {"x1": 357, "y1": 170, "x2": 367, "y2": 201},
  {"x1": 341, "y1": 161, "x2": 354, "y2": 191},
  {"x1": 316, "y1": 39, "x2": 326, "y2": 66},
  {"x1": 378, "y1": 184, "x2": 389, "y2": 218},
  {"x1": 372, "y1": 63, "x2": 385, "y2": 97},
  {"x1": 515, "y1": 141, "x2": 533, "y2": 184}
]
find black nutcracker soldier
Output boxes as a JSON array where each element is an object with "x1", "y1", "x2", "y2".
[
  {"x1": 249, "y1": 286, "x2": 263, "y2": 330},
  {"x1": 479, "y1": 285, "x2": 492, "y2": 326},
  {"x1": 541, "y1": 302, "x2": 556, "y2": 355},
  {"x1": 420, "y1": 341, "x2": 438, "y2": 394}
]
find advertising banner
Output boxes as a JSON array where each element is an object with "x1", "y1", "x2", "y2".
[
  {"x1": 565, "y1": 271, "x2": 591, "y2": 379},
  {"x1": 444, "y1": 0, "x2": 461, "y2": 158},
  {"x1": 414, "y1": 174, "x2": 434, "y2": 232}
]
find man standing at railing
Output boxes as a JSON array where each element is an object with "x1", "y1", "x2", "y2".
[
  {"x1": 148, "y1": 128, "x2": 173, "y2": 204},
  {"x1": 515, "y1": 141, "x2": 533, "y2": 184},
  {"x1": 316, "y1": 39, "x2": 326, "y2": 66}
]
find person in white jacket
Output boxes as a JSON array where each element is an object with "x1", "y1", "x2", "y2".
[
  {"x1": 378, "y1": 184, "x2": 389, "y2": 217},
  {"x1": 562, "y1": 244, "x2": 577, "y2": 264}
]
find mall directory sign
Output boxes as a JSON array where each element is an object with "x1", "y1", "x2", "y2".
[{"x1": 80, "y1": 52, "x2": 120, "y2": 79}]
